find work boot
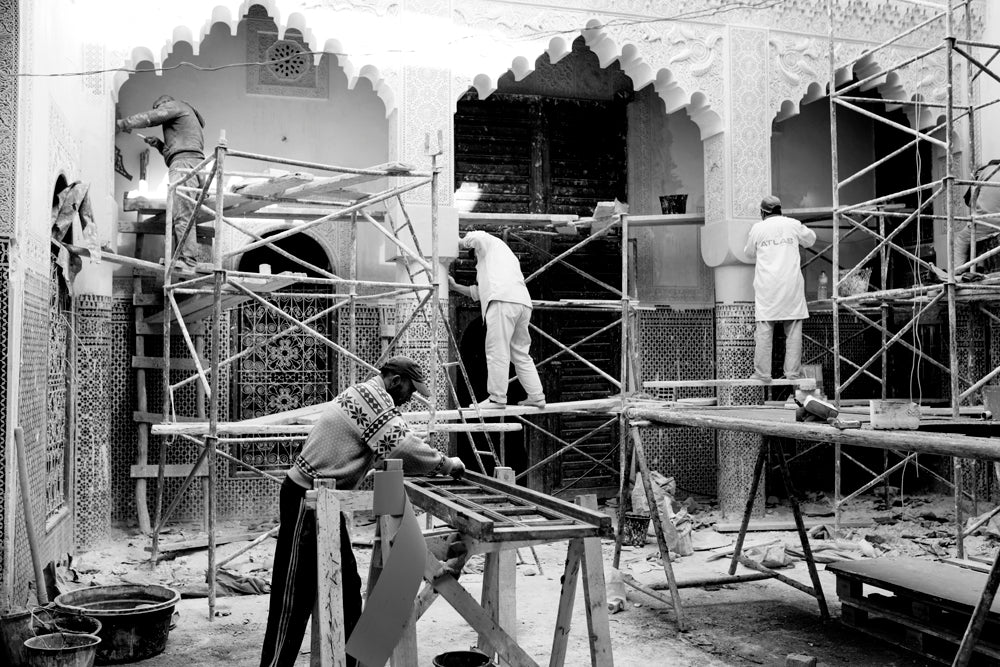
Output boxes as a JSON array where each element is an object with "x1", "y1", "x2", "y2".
[
  {"x1": 748, "y1": 372, "x2": 772, "y2": 383},
  {"x1": 517, "y1": 396, "x2": 546, "y2": 408},
  {"x1": 468, "y1": 398, "x2": 506, "y2": 410}
]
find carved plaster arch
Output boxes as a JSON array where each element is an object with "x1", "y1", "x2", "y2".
[
  {"x1": 772, "y1": 43, "x2": 952, "y2": 131},
  {"x1": 464, "y1": 19, "x2": 723, "y2": 139},
  {"x1": 110, "y1": 3, "x2": 398, "y2": 117},
  {"x1": 227, "y1": 223, "x2": 339, "y2": 276}
]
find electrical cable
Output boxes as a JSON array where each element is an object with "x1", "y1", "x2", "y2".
[{"x1": 1, "y1": 1, "x2": 787, "y2": 79}]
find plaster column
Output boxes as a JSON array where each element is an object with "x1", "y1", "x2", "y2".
[{"x1": 701, "y1": 27, "x2": 771, "y2": 519}]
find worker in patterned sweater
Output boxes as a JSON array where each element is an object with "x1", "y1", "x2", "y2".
[{"x1": 259, "y1": 356, "x2": 465, "y2": 667}]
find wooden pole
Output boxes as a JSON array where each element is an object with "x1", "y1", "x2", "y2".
[
  {"x1": 728, "y1": 443, "x2": 767, "y2": 576},
  {"x1": 311, "y1": 479, "x2": 347, "y2": 667},
  {"x1": 14, "y1": 427, "x2": 48, "y2": 604},
  {"x1": 952, "y1": 548, "x2": 1000, "y2": 666},
  {"x1": 479, "y1": 467, "x2": 517, "y2": 663},
  {"x1": 774, "y1": 438, "x2": 829, "y2": 619},
  {"x1": 576, "y1": 494, "x2": 614, "y2": 666},
  {"x1": 630, "y1": 427, "x2": 684, "y2": 630},
  {"x1": 206, "y1": 136, "x2": 228, "y2": 620}
]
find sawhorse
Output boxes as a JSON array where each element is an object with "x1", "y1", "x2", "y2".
[{"x1": 613, "y1": 422, "x2": 829, "y2": 631}]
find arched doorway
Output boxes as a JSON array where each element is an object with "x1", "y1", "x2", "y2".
[{"x1": 230, "y1": 233, "x2": 337, "y2": 475}]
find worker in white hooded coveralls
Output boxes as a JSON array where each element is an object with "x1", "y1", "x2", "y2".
[
  {"x1": 744, "y1": 195, "x2": 817, "y2": 382},
  {"x1": 448, "y1": 231, "x2": 547, "y2": 409}
]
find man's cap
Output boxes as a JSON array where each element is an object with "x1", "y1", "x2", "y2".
[
  {"x1": 381, "y1": 356, "x2": 430, "y2": 397},
  {"x1": 760, "y1": 195, "x2": 782, "y2": 214},
  {"x1": 153, "y1": 95, "x2": 175, "y2": 107}
]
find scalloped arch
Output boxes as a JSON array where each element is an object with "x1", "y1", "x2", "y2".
[
  {"x1": 775, "y1": 53, "x2": 948, "y2": 131},
  {"x1": 464, "y1": 20, "x2": 723, "y2": 139},
  {"x1": 110, "y1": 3, "x2": 397, "y2": 116}
]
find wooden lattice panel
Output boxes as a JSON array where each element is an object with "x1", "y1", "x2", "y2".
[{"x1": 405, "y1": 471, "x2": 612, "y2": 543}]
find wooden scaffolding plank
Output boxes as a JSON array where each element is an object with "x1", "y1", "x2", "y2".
[{"x1": 143, "y1": 274, "x2": 302, "y2": 325}]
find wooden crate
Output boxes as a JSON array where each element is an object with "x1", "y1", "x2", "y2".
[{"x1": 829, "y1": 558, "x2": 1000, "y2": 666}]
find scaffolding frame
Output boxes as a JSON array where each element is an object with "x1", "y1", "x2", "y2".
[
  {"x1": 825, "y1": 0, "x2": 1000, "y2": 555},
  {"x1": 140, "y1": 129, "x2": 653, "y2": 619}
]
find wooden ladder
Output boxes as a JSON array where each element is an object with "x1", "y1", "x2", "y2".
[{"x1": 124, "y1": 208, "x2": 212, "y2": 535}]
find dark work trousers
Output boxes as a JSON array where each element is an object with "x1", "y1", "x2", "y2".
[
  {"x1": 259, "y1": 476, "x2": 362, "y2": 667},
  {"x1": 167, "y1": 154, "x2": 205, "y2": 266}
]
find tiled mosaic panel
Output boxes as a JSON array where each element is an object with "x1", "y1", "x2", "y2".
[
  {"x1": 47, "y1": 265, "x2": 69, "y2": 520},
  {"x1": 109, "y1": 298, "x2": 136, "y2": 525},
  {"x1": 636, "y1": 308, "x2": 716, "y2": 495},
  {"x1": 230, "y1": 291, "x2": 338, "y2": 475},
  {"x1": 13, "y1": 267, "x2": 73, "y2": 605},
  {"x1": 392, "y1": 299, "x2": 451, "y2": 453},
  {"x1": 14, "y1": 268, "x2": 52, "y2": 603},
  {"x1": 108, "y1": 295, "x2": 282, "y2": 528},
  {"x1": 956, "y1": 305, "x2": 988, "y2": 407},
  {"x1": 75, "y1": 295, "x2": 112, "y2": 548},
  {"x1": 336, "y1": 303, "x2": 383, "y2": 390},
  {"x1": 802, "y1": 313, "x2": 884, "y2": 400},
  {"x1": 715, "y1": 303, "x2": 765, "y2": 518},
  {"x1": 0, "y1": 241, "x2": 7, "y2": 590}
]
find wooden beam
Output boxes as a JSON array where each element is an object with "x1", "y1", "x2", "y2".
[
  {"x1": 643, "y1": 378, "x2": 816, "y2": 390},
  {"x1": 130, "y1": 463, "x2": 207, "y2": 478},
  {"x1": 133, "y1": 411, "x2": 203, "y2": 424},
  {"x1": 478, "y1": 468, "x2": 517, "y2": 660},
  {"x1": 549, "y1": 539, "x2": 584, "y2": 667},
  {"x1": 143, "y1": 274, "x2": 302, "y2": 325},
  {"x1": 404, "y1": 482, "x2": 496, "y2": 541},
  {"x1": 426, "y1": 563, "x2": 540, "y2": 667},
  {"x1": 577, "y1": 495, "x2": 614, "y2": 666},
  {"x1": 143, "y1": 531, "x2": 257, "y2": 554},
  {"x1": 118, "y1": 220, "x2": 214, "y2": 239},
  {"x1": 459, "y1": 472, "x2": 613, "y2": 535},
  {"x1": 714, "y1": 518, "x2": 872, "y2": 533},
  {"x1": 312, "y1": 481, "x2": 348, "y2": 667},
  {"x1": 630, "y1": 406, "x2": 1000, "y2": 462},
  {"x1": 132, "y1": 356, "x2": 202, "y2": 370}
]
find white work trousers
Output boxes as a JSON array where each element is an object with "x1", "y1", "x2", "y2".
[
  {"x1": 484, "y1": 301, "x2": 544, "y2": 404},
  {"x1": 753, "y1": 319, "x2": 804, "y2": 380}
]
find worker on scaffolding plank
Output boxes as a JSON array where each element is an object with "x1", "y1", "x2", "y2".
[
  {"x1": 449, "y1": 231, "x2": 547, "y2": 409},
  {"x1": 116, "y1": 94, "x2": 206, "y2": 274},
  {"x1": 258, "y1": 356, "x2": 465, "y2": 667},
  {"x1": 744, "y1": 195, "x2": 817, "y2": 382},
  {"x1": 940, "y1": 159, "x2": 1000, "y2": 282}
]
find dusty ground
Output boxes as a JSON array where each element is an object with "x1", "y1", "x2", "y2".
[{"x1": 46, "y1": 493, "x2": 1000, "y2": 666}]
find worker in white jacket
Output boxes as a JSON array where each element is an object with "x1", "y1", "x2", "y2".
[
  {"x1": 744, "y1": 195, "x2": 817, "y2": 381},
  {"x1": 449, "y1": 231, "x2": 546, "y2": 409}
]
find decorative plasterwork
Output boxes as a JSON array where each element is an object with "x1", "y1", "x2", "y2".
[
  {"x1": 770, "y1": 34, "x2": 955, "y2": 131},
  {"x1": 111, "y1": 3, "x2": 400, "y2": 116},
  {"x1": 0, "y1": 0, "x2": 17, "y2": 239},
  {"x1": 730, "y1": 27, "x2": 770, "y2": 220},
  {"x1": 452, "y1": 6, "x2": 724, "y2": 137}
]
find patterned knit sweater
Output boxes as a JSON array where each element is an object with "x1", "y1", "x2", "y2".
[{"x1": 287, "y1": 376, "x2": 453, "y2": 490}]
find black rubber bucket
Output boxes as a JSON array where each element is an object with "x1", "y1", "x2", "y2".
[
  {"x1": 432, "y1": 650, "x2": 493, "y2": 667},
  {"x1": 22, "y1": 632, "x2": 100, "y2": 667},
  {"x1": 53, "y1": 584, "x2": 179, "y2": 664}
]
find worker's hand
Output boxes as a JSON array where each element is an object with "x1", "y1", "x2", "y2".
[
  {"x1": 447, "y1": 457, "x2": 465, "y2": 479},
  {"x1": 143, "y1": 136, "x2": 164, "y2": 151},
  {"x1": 447, "y1": 276, "x2": 460, "y2": 292},
  {"x1": 115, "y1": 119, "x2": 130, "y2": 134}
]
